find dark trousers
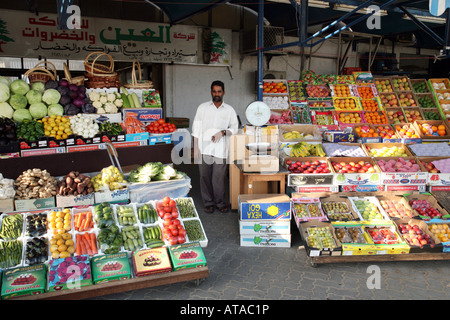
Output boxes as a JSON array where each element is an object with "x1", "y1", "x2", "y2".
[{"x1": 198, "y1": 154, "x2": 228, "y2": 209}]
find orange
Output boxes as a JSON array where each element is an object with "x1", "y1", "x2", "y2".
[
  {"x1": 432, "y1": 126, "x2": 438, "y2": 132},
  {"x1": 438, "y1": 130, "x2": 446, "y2": 136}
]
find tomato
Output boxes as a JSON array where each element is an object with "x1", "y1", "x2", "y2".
[
  {"x1": 169, "y1": 199, "x2": 176, "y2": 207},
  {"x1": 172, "y1": 219, "x2": 180, "y2": 226},
  {"x1": 177, "y1": 235, "x2": 186, "y2": 244},
  {"x1": 178, "y1": 229, "x2": 186, "y2": 237},
  {"x1": 171, "y1": 211, "x2": 179, "y2": 219},
  {"x1": 163, "y1": 218, "x2": 172, "y2": 227},
  {"x1": 171, "y1": 228, "x2": 179, "y2": 236},
  {"x1": 163, "y1": 213, "x2": 172, "y2": 220},
  {"x1": 163, "y1": 196, "x2": 170, "y2": 205},
  {"x1": 168, "y1": 236, "x2": 178, "y2": 245},
  {"x1": 158, "y1": 119, "x2": 165, "y2": 125},
  {"x1": 164, "y1": 206, "x2": 172, "y2": 214}
]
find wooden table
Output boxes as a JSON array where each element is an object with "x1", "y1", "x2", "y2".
[
  {"x1": 230, "y1": 163, "x2": 290, "y2": 210},
  {"x1": 17, "y1": 266, "x2": 209, "y2": 300}
]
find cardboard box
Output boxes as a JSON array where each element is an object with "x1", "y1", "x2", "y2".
[
  {"x1": 132, "y1": 247, "x2": 172, "y2": 277},
  {"x1": 56, "y1": 193, "x2": 95, "y2": 208},
  {"x1": 14, "y1": 197, "x2": 55, "y2": 212},
  {"x1": 149, "y1": 134, "x2": 172, "y2": 145},
  {"x1": 239, "y1": 219, "x2": 291, "y2": 235},
  {"x1": 292, "y1": 185, "x2": 339, "y2": 193},
  {"x1": 374, "y1": 156, "x2": 428, "y2": 185},
  {"x1": 426, "y1": 222, "x2": 450, "y2": 252},
  {"x1": 412, "y1": 120, "x2": 450, "y2": 140},
  {"x1": 238, "y1": 194, "x2": 291, "y2": 221},
  {"x1": 126, "y1": 132, "x2": 149, "y2": 142},
  {"x1": 284, "y1": 157, "x2": 334, "y2": 187},
  {"x1": 168, "y1": 242, "x2": 207, "y2": 270},
  {"x1": 48, "y1": 255, "x2": 92, "y2": 292},
  {"x1": 91, "y1": 253, "x2": 132, "y2": 284},
  {"x1": 373, "y1": 193, "x2": 418, "y2": 220},
  {"x1": 417, "y1": 156, "x2": 450, "y2": 186},
  {"x1": 166, "y1": 117, "x2": 190, "y2": 128},
  {"x1": 278, "y1": 124, "x2": 322, "y2": 142},
  {"x1": 319, "y1": 195, "x2": 359, "y2": 222},
  {"x1": 329, "y1": 157, "x2": 381, "y2": 185},
  {"x1": 94, "y1": 188, "x2": 129, "y2": 204},
  {"x1": 332, "y1": 222, "x2": 376, "y2": 255},
  {"x1": 340, "y1": 185, "x2": 384, "y2": 192},
  {"x1": 20, "y1": 146, "x2": 66, "y2": 157},
  {"x1": 122, "y1": 108, "x2": 163, "y2": 123},
  {"x1": 240, "y1": 233, "x2": 291, "y2": 247},
  {"x1": 291, "y1": 196, "x2": 328, "y2": 225},
  {"x1": 323, "y1": 131, "x2": 356, "y2": 143},
  {"x1": 403, "y1": 192, "x2": 450, "y2": 220},
  {"x1": 363, "y1": 142, "x2": 413, "y2": 157},
  {"x1": 363, "y1": 221, "x2": 410, "y2": 254},
  {"x1": 0, "y1": 199, "x2": 14, "y2": 213},
  {"x1": 395, "y1": 218, "x2": 442, "y2": 253},
  {"x1": 299, "y1": 220, "x2": 342, "y2": 256},
  {"x1": 348, "y1": 196, "x2": 390, "y2": 221},
  {"x1": 1, "y1": 264, "x2": 47, "y2": 299}
]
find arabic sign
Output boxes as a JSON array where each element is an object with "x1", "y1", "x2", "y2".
[{"x1": 0, "y1": 9, "x2": 208, "y2": 64}]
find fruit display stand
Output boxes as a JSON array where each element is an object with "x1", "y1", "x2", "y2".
[{"x1": 291, "y1": 191, "x2": 450, "y2": 267}]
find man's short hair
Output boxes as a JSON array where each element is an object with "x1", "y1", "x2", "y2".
[{"x1": 211, "y1": 80, "x2": 225, "y2": 91}]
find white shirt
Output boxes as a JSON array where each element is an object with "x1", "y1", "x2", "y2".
[{"x1": 192, "y1": 100, "x2": 239, "y2": 159}]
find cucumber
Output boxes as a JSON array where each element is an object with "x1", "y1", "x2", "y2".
[
  {"x1": 121, "y1": 87, "x2": 129, "y2": 95},
  {"x1": 121, "y1": 93, "x2": 131, "y2": 108},
  {"x1": 127, "y1": 93, "x2": 135, "y2": 108},
  {"x1": 131, "y1": 93, "x2": 141, "y2": 107}
]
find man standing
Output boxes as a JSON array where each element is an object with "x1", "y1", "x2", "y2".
[{"x1": 192, "y1": 80, "x2": 239, "y2": 213}]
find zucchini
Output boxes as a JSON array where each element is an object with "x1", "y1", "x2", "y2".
[{"x1": 131, "y1": 93, "x2": 141, "y2": 107}]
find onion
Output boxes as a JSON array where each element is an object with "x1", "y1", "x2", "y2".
[
  {"x1": 69, "y1": 84, "x2": 78, "y2": 92},
  {"x1": 59, "y1": 79, "x2": 69, "y2": 87},
  {"x1": 73, "y1": 97, "x2": 84, "y2": 108}
]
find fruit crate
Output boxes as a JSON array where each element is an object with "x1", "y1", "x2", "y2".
[
  {"x1": 410, "y1": 79, "x2": 431, "y2": 93},
  {"x1": 429, "y1": 78, "x2": 450, "y2": 90},
  {"x1": 263, "y1": 79, "x2": 288, "y2": 95},
  {"x1": 374, "y1": 77, "x2": 394, "y2": 94},
  {"x1": 373, "y1": 124, "x2": 401, "y2": 141},
  {"x1": 354, "y1": 84, "x2": 378, "y2": 99},
  {"x1": 402, "y1": 108, "x2": 424, "y2": 123},
  {"x1": 292, "y1": 201, "x2": 327, "y2": 222},
  {"x1": 360, "y1": 98, "x2": 382, "y2": 112},
  {"x1": 263, "y1": 94, "x2": 290, "y2": 110},
  {"x1": 379, "y1": 92, "x2": 400, "y2": 109},
  {"x1": 396, "y1": 219, "x2": 442, "y2": 253},
  {"x1": 397, "y1": 91, "x2": 419, "y2": 108},
  {"x1": 329, "y1": 157, "x2": 382, "y2": 186},
  {"x1": 336, "y1": 111, "x2": 365, "y2": 128},
  {"x1": 362, "y1": 111, "x2": 389, "y2": 125},
  {"x1": 330, "y1": 84, "x2": 355, "y2": 98},
  {"x1": 375, "y1": 194, "x2": 418, "y2": 220},
  {"x1": 308, "y1": 99, "x2": 334, "y2": 110},
  {"x1": 385, "y1": 107, "x2": 406, "y2": 125},
  {"x1": 422, "y1": 109, "x2": 443, "y2": 121},
  {"x1": 363, "y1": 142, "x2": 414, "y2": 157},
  {"x1": 390, "y1": 76, "x2": 413, "y2": 92},
  {"x1": 413, "y1": 120, "x2": 450, "y2": 140},
  {"x1": 403, "y1": 193, "x2": 450, "y2": 220},
  {"x1": 417, "y1": 156, "x2": 450, "y2": 186},
  {"x1": 320, "y1": 196, "x2": 359, "y2": 221},
  {"x1": 348, "y1": 196, "x2": 390, "y2": 221},
  {"x1": 434, "y1": 89, "x2": 450, "y2": 101},
  {"x1": 333, "y1": 97, "x2": 362, "y2": 111},
  {"x1": 306, "y1": 84, "x2": 331, "y2": 99},
  {"x1": 392, "y1": 123, "x2": 421, "y2": 140},
  {"x1": 416, "y1": 93, "x2": 439, "y2": 109},
  {"x1": 287, "y1": 80, "x2": 307, "y2": 102}
]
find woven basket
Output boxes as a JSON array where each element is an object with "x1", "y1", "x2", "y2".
[
  {"x1": 84, "y1": 52, "x2": 120, "y2": 88},
  {"x1": 23, "y1": 61, "x2": 57, "y2": 83},
  {"x1": 123, "y1": 59, "x2": 153, "y2": 89},
  {"x1": 63, "y1": 63, "x2": 85, "y2": 86},
  {"x1": 84, "y1": 51, "x2": 115, "y2": 76}
]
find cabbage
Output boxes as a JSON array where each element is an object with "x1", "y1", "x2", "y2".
[
  {"x1": 29, "y1": 102, "x2": 48, "y2": 119},
  {"x1": 0, "y1": 82, "x2": 10, "y2": 102},
  {"x1": 48, "y1": 104, "x2": 64, "y2": 116},
  {"x1": 0, "y1": 102, "x2": 14, "y2": 118},
  {"x1": 10, "y1": 79, "x2": 30, "y2": 95},
  {"x1": 0, "y1": 76, "x2": 11, "y2": 86},
  {"x1": 26, "y1": 89, "x2": 42, "y2": 105},
  {"x1": 42, "y1": 89, "x2": 61, "y2": 105},
  {"x1": 31, "y1": 81, "x2": 45, "y2": 93},
  {"x1": 9, "y1": 94, "x2": 28, "y2": 110},
  {"x1": 13, "y1": 108, "x2": 32, "y2": 123}
]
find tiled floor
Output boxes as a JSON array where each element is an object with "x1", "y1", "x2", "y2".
[{"x1": 91, "y1": 163, "x2": 450, "y2": 300}]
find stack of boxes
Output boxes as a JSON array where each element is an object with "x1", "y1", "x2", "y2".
[{"x1": 238, "y1": 194, "x2": 292, "y2": 248}]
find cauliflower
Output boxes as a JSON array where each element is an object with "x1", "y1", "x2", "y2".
[
  {"x1": 92, "y1": 100, "x2": 103, "y2": 109},
  {"x1": 96, "y1": 107, "x2": 106, "y2": 114},
  {"x1": 99, "y1": 96, "x2": 108, "y2": 104},
  {"x1": 107, "y1": 93, "x2": 116, "y2": 102},
  {"x1": 105, "y1": 102, "x2": 118, "y2": 113},
  {"x1": 114, "y1": 98, "x2": 123, "y2": 107},
  {"x1": 88, "y1": 91, "x2": 100, "y2": 102}
]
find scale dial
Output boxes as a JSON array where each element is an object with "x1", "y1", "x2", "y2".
[{"x1": 245, "y1": 101, "x2": 271, "y2": 127}]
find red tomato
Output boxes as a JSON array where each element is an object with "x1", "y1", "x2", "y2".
[
  {"x1": 163, "y1": 218, "x2": 172, "y2": 227},
  {"x1": 178, "y1": 229, "x2": 186, "y2": 237},
  {"x1": 163, "y1": 196, "x2": 170, "y2": 205},
  {"x1": 163, "y1": 213, "x2": 172, "y2": 220},
  {"x1": 168, "y1": 236, "x2": 178, "y2": 245},
  {"x1": 164, "y1": 206, "x2": 172, "y2": 213},
  {"x1": 177, "y1": 235, "x2": 186, "y2": 244},
  {"x1": 158, "y1": 119, "x2": 165, "y2": 125},
  {"x1": 172, "y1": 219, "x2": 180, "y2": 226},
  {"x1": 169, "y1": 199, "x2": 176, "y2": 208},
  {"x1": 171, "y1": 211, "x2": 179, "y2": 219},
  {"x1": 171, "y1": 228, "x2": 179, "y2": 236}
]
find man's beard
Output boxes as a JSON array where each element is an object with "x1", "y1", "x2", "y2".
[{"x1": 213, "y1": 96, "x2": 222, "y2": 102}]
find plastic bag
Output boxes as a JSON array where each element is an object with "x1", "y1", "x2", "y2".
[
  {"x1": 128, "y1": 177, "x2": 192, "y2": 203},
  {"x1": 122, "y1": 112, "x2": 146, "y2": 134}
]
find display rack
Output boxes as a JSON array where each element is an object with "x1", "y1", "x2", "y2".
[{"x1": 17, "y1": 266, "x2": 209, "y2": 300}]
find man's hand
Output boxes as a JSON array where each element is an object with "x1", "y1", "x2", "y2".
[{"x1": 211, "y1": 130, "x2": 224, "y2": 143}]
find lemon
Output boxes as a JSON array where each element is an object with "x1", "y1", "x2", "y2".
[
  {"x1": 56, "y1": 239, "x2": 65, "y2": 246},
  {"x1": 62, "y1": 233, "x2": 72, "y2": 240},
  {"x1": 50, "y1": 244, "x2": 59, "y2": 253},
  {"x1": 58, "y1": 244, "x2": 68, "y2": 252},
  {"x1": 59, "y1": 251, "x2": 71, "y2": 258},
  {"x1": 53, "y1": 233, "x2": 62, "y2": 240},
  {"x1": 65, "y1": 239, "x2": 74, "y2": 246},
  {"x1": 67, "y1": 246, "x2": 76, "y2": 254},
  {"x1": 52, "y1": 252, "x2": 60, "y2": 259}
]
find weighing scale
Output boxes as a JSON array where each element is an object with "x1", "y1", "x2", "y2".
[{"x1": 243, "y1": 101, "x2": 279, "y2": 172}]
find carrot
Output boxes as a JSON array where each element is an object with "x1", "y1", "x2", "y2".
[
  {"x1": 74, "y1": 214, "x2": 79, "y2": 230},
  {"x1": 76, "y1": 234, "x2": 82, "y2": 256},
  {"x1": 90, "y1": 232, "x2": 98, "y2": 254},
  {"x1": 83, "y1": 232, "x2": 93, "y2": 255},
  {"x1": 76, "y1": 212, "x2": 85, "y2": 230},
  {"x1": 81, "y1": 213, "x2": 91, "y2": 232}
]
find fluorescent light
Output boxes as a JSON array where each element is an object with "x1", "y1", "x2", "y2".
[
  {"x1": 333, "y1": 4, "x2": 388, "y2": 16},
  {"x1": 402, "y1": 14, "x2": 446, "y2": 24}
]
